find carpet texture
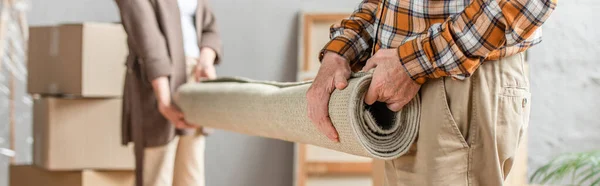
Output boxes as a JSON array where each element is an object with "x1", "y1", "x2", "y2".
[{"x1": 176, "y1": 72, "x2": 420, "y2": 160}]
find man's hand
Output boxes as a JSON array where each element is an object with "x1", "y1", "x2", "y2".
[
  {"x1": 193, "y1": 47, "x2": 218, "y2": 82},
  {"x1": 307, "y1": 52, "x2": 351, "y2": 142},
  {"x1": 152, "y1": 77, "x2": 199, "y2": 129},
  {"x1": 362, "y1": 49, "x2": 421, "y2": 112}
]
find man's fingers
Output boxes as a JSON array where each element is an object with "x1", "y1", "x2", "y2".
[
  {"x1": 307, "y1": 84, "x2": 339, "y2": 142},
  {"x1": 307, "y1": 54, "x2": 350, "y2": 143},
  {"x1": 318, "y1": 116, "x2": 339, "y2": 142},
  {"x1": 362, "y1": 59, "x2": 377, "y2": 72},
  {"x1": 314, "y1": 95, "x2": 339, "y2": 142},
  {"x1": 364, "y1": 80, "x2": 379, "y2": 105},
  {"x1": 333, "y1": 72, "x2": 348, "y2": 90},
  {"x1": 363, "y1": 59, "x2": 381, "y2": 105},
  {"x1": 387, "y1": 102, "x2": 404, "y2": 112}
]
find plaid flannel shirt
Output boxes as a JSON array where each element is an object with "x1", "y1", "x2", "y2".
[{"x1": 321, "y1": 0, "x2": 557, "y2": 84}]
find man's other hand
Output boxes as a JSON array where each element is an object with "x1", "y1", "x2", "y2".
[
  {"x1": 306, "y1": 52, "x2": 351, "y2": 142},
  {"x1": 362, "y1": 49, "x2": 421, "y2": 112}
]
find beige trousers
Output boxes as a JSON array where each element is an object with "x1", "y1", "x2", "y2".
[
  {"x1": 143, "y1": 134, "x2": 206, "y2": 186},
  {"x1": 384, "y1": 53, "x2": 531, "y2": 186},
  {"x1": 142, "y1": 57, "x2": 206, "y2": 186}
]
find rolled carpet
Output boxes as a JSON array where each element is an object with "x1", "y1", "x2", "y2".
[{"x1": 175, "y1": 72, "x2": 420, "y2": 160}]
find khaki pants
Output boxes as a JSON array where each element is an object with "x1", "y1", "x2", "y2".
[
  {"x1": 143, "y1": 57, "x2": 206, "y2": 186},
  {"x1": 384, "y1": 53, "x2": 531, "y2": 186}
]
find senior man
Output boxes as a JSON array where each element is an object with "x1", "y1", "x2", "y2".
[{"x1": 307, "y1": 0, "x2": 556, "y2": 185}]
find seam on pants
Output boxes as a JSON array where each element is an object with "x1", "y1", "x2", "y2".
[
  {"x1": 390, "y1": 158, "x2": 398, "y2": 186},
  {"x1": 520, "y1": 53, "x2": 526, "y2": 87},
  {"x1": 466, "y1": 70, "x2": 479, "y2": 186}
]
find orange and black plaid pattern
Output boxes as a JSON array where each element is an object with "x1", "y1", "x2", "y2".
[{"x1": 320, "y1": 0, "x2": 557, "y2": 84}]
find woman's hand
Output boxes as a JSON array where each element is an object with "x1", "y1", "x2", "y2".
[
  {"x1": 151, "y1": 77, "x2": 198, "y2": 129},
  {"x1": 194, "y1": 47, "x2": 218, "y2": 82},
  {"x1": 158, "y1": 103, "x2": 194, "y2": 129}
]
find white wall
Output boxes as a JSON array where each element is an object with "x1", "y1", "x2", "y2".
[
  {"x1": 211, "y1": 0, "x2": 358, "y2": 81},
  {"x1": 28, "y1": 0, "x2": 121, "y2": 25},
  {"x1": 21, "y1": 0, "x2": 600, "y2": 185},
  {"x1": 527, "y1": 0, "x2": 600, "y2": 175}
]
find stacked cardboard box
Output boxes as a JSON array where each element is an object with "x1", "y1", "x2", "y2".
[
  {"x1": 28, "y1": 23, "x2": 127, "y2": 97},
  {"x1": 10, "y1": 165, "x2": 134, "y2": 186},
  {"x1": 32, "y1": 98, "x2": 134, "y2": 170},
  {"x1": 10, "y1": 23, "x2": 135, "y2": 186}
]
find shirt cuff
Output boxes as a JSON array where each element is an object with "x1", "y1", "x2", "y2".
[
  {"x1": 397, "y1": 40, "x2": 434, "y2": 84},
  {"x1": 319, "y1": 36, "x2": 358, "y2": 64}
]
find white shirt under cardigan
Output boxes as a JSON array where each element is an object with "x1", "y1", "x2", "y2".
[{"x1": 177, "y1": 0, "x2": 200, "y2": 58}]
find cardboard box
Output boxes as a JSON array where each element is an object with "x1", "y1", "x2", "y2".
[
  {"x1": 10, "y1": 165, "x2": 134, "y2": 186},
  {"x1": 28, "y1": 23, "x2": 127, "y2": 97},
  {"x1": 33, "y1": 97, "x2": 135, "y2": 170}
]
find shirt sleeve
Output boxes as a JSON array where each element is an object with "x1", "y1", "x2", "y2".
[
  {"x1": 319, "y1": 0, "x2": 381, "y2": 66},
  {"x1": 398, "y1": 0, "x2": 557, "y2": 84}
]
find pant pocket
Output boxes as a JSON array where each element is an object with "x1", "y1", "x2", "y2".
[
  {"x1": 440, "y1": 77, "x2": 470, "y2": 148},
  {"x1": 496, "y1": 87, "x2": 531, "y2": 179}
]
